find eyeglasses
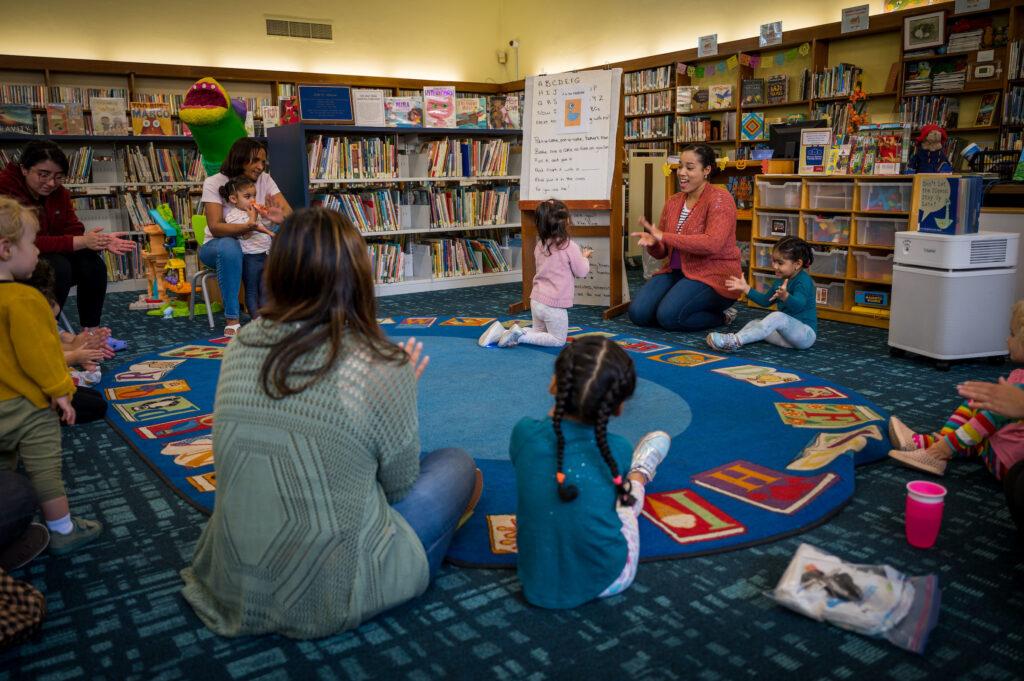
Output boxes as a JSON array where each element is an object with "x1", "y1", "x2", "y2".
[{"x1": 32, "y1": 169, "x2": 66, "y2": 183}]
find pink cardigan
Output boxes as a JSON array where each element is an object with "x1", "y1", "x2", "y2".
[
  {"x1": 531, "y1": 239, "x2": 590, "y2": 309},
  {"x1": 646, "y1": 184, "x2": 743, "y2": 300}
]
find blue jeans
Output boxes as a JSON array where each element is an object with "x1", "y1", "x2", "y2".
[
  {"x1": 241, "y1": 253, "x2": 268, "y2": 318},
  {"x1": 736, "y1": 311, "x2": 817, "y2": 349},
  {"x1": 628, "y1": 271, "x2": 735, "y2": 332},
  {"x1": 392, "y1": 448, "x2": 477, "y2": 578},
  {"x1": 199, "y1": 237, "x2": 243, "y2": 320}
]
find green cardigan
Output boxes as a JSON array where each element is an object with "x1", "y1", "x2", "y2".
[{"x1": 180, "y1": 320, "x2": 429, "y2": 638}]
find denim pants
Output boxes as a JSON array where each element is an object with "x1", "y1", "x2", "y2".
[
  {"x1": 392, "y1": 447, "x2": 477, "y2": 577},
  {"x1": 628, "y1": 271, "x2": 734, "y2": 332},
  {"x1": 199, "y1": 237, "x2": 243, "y2": 320},
  {"x1": 736, "y1": 311, "x2": 817, "y2": 349},
  {"x1": 241, "y1": 253, "x2": 268, "y2": 318}
]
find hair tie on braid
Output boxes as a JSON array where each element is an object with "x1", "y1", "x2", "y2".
[
  {"x1": 556, "y1": 472, "x2": 565, "y2": 484},
  {"x1": 612, "y1": 475, "x2": 622, "y2": 485}
]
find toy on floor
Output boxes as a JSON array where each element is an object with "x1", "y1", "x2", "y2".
[{"x1": 143, "y1": 204, "x2": 195, "y2": 302}]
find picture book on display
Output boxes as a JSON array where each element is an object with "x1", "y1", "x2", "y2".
[
  {"x1": 691, "y1": 88, "x2": 710, "y2": 112},
  {"x1": 974, "y1": 92, "x2": 999, "y2": 127},
  {"x1": 741, "y1": 79, "x2": 765, "y2": 106},
  {"x1": 766, "y1": 75, "x2": 789, "y2": 104},
  {"x1": 709, "y1": 85, "x2": 733, "y2": 110},
  {"x1": 740, "y1": 112, "x2": 766, "y2": 141},
  {"x1": 353, "y1": 89, "x2": 386, "y2": 127},
  {"x1": 261, "y1": 105, "x2": 280, "y2": 130},
  {"x1": 91, "y1": 97, "x2": 129, "y2": 136},
  {"x1": 0, "y1": 104, "x2": 33, "y2": 134},
  {"x1": 676, "y1": 86, "x2": 698, "y2": 113},
  {"x1": 46, "y1": 102, "x2": 85, "y2": 135},
  {"x1": 129, "y1": 102, "x2": 172, "y2": 136},
  {"x1": 385, "y1": 97, "x2": 424, "y2": 127},
  {"x1": 487, "y1": 95, "x2": 513, "y2": 129},
  {"x1": 457, "y1": 97, "x2": 487, "y2": 128},
  {"x1": 914, "y1": 174, "x2": 983, "y2": 235},
  {"x1": 423, "y1": 86, "x2": 456, "y2": 128}
]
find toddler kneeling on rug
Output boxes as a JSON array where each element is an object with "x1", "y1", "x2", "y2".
[
  {"x1": 707, "y1": 236, "x2": 817, "y2": 353},
  {"x1": 510, "y1": 336, "x2": 670, "y2": 608},
  {"x1": 888, "y1": 300, "x2": 1024, "y2": 479}
]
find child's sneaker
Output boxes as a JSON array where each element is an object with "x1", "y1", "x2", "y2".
[
  {"x1": 48, "y1": 517, "x2": 103, "y2": 556},
  {"x1": 889, "y1": 448, "x2": 948, "y2": 476},
  {"x1": 478, "y1": 321, "x2": 505, "y2": 347},
  {"x1": 498, "y1": 323, "x2": 527, "y2": 348},
  {"x1": 706, "y1": 332, "x2": 742, "y2": 352},
  {"x1": 631, "y1": 430, "x2": 671, "y2": 483},
  {"x1": 888, "y1": 416, "x2": 917, "y2": 451},
  {"x1": 70, "y1": 369, "x2": 102, "y2": 387},
  {"x1": 722, "y1": 306, "x2": 738, "y2": 326}
]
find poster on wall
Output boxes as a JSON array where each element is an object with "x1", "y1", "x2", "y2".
[
  {"x1": 698, "y1": 34, "x2": 718, "y2": 58},
  {"x1": 841, "y1": 5, "x2": 870, "y2": 34}
]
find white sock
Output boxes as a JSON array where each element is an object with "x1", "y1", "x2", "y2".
[{"x1": 47, "y1": 513, "x2": 74, "y2": 535}]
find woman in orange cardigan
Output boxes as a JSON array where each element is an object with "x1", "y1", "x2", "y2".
[{"x1": 628, "y1": 144, "x2": 742, "y2": 332}]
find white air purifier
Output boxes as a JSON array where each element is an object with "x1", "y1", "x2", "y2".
[{"x1": 888, "y1": 231, "x2": 1018, "y2": 367}]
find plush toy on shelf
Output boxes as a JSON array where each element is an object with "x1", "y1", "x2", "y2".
[{"x1": 907, "y1": 124, "x2": 953, "y2": 174}]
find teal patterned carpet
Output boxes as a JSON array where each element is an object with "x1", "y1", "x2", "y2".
[{"x1": 2, "y1": 273, "x2": 1022, "y2": 680}]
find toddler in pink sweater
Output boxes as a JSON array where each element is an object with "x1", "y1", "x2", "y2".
[{"x1": 479, "y1": 199, "x2": 592, "y2": 348}]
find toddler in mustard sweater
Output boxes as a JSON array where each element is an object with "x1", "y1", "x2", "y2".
[{"x1": 0, "y1": 196, "x2": 102, "y2": 555}]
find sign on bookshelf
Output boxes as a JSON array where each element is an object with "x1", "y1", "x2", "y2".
[
  {"x1": 297, "y1": 85, "x2": 354, "y2": 124},
  {"x1": 841, "y1": 5, "x2": 869, "y2": 34},
  {"x1": 520, "y1": 68, "x2": 622, "y2": 201}
]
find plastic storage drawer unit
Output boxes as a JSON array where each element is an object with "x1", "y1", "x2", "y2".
[
  {"x1": 810, "y1": 248, "x2": 847, "y2": 276},
  {"x1": 756, "y1": 180, "x2": 801, "y2": 209},
  {"x1": 753, "y1": 242, "x2": 774, "y2": 268},
  {"x1": 855, "y1": 217, "x2": 906, "y2": 246},
  {"x1": 805, "y1": 215, "x2": 851, "y2": 244},
  {"x1": 853, "y1": 251, "x2": 894, "y2": 281},
  {"x1": 858, "y1": 182, "x2": 912, "y2": 212},
  {"x1": 814, "y1": 282, "x2": 845, "y2": 309},
  {"x1": 758, "y1": 211, "x2": 800, "y2": 238},
  {"x1": 806, "y1": 182, "x2": 854, "y2": 210},
  {"x1": 753, "y1": 272, "x2": 775, "y2": 295}
]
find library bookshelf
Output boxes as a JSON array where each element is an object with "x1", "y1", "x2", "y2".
[
  {"x1": 750, "y1": 174, "x2": 917, "y2": 330},
  {"x1": 267, "y1": 124, "x2": 524, "y2": 297}
]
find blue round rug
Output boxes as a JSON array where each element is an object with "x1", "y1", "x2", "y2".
[{"x1": 99, "y1": 315, "x2": 892, "y2": 567}]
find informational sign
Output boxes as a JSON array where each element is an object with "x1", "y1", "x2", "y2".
[
  {"x1": 841, "y1": 5, "x2": 870, "y2": 33},
  {"x1": 297, "y1": 85, "x2": 353, "y2": 124}
]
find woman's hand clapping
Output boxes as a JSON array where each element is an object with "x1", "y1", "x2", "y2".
[{"x1": 630, "y1": 216, "x2": 663, "y2": 248}]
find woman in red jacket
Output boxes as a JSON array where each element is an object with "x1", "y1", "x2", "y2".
[
  {"x1": 0, "y1": 141, "x2": 135, "y2": 329},
  {"x1": 628, "y1": 144, "x2": 742, "y2": 332}
]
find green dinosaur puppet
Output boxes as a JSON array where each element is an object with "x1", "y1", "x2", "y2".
[{"x1": 179, "y1": 77, "x2": 248, "y2": 176}]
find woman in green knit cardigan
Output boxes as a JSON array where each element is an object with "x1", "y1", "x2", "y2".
[{"x1": 181, "y1": 208, "x2": 481, "y2": 639}]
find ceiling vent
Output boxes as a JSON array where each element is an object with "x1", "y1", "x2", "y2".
[{"x1": 266, "y1": 18, "x2": 333, "y2": 41}]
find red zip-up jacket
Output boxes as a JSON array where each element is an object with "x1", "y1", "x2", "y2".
[{"x1": 0, "y1": 161, "x2": 85, "y2": 253}]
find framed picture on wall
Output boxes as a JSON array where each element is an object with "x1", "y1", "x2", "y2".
[{"x1": 903, "y1": 11, "x2": 945, "y2": 51}]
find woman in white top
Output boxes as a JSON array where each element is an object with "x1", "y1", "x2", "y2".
[{"x1": 199, "y1": 139, "x2": 292, "y2": 336}]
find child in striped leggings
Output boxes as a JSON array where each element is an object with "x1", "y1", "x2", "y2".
[{"x1": 888, "y1": 301, "x2": 1024, "y2": 479}]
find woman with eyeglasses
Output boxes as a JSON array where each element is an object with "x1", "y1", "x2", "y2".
[
  {"x1": 199, "y1": 138, "x2": 292, "y2": 337},
  {"x1": 0, "y1": 140, "x2": 135, "y2": 332}
]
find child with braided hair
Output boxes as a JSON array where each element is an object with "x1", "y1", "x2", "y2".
[{"x1": 509, "y1": 336, "x2": 670, "y2": 608}]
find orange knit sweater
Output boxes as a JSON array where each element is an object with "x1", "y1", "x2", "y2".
[{"x1": 646, "y1": 184, "x2": 743, "y2": 300}]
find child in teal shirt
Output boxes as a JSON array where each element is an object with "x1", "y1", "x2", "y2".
[{"x1": 707, "y1": 236, "x2": 817, "y2": 352}]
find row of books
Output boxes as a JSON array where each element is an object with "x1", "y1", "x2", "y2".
[
  {"x1": 625, "y1": 115, "x2": 673, "y2": 140},
  {"x1": 741, "y1": 72, "x2": 810, "y2": 106},
  {"x1": 1000, "y1": 132, "x2": 1022, "y2": 151},
  {"x1": 423, "y1": 187, "x2": 515, "y2": 228},
  {"x1": 306, "y1": 135, "x2": 398, "y2": 180},
  {"x1": 811, "y1": 125, "x2": 911, "y2": 176},
  {"x1": 904, "y1": 60, "x2": 967, "y2": 95},
  {"x1": 812, "y1": 102, "x2": 852, "y2": 137},
  {"x1": 1010, "y1": 41, "x2": 1024, "y2": 81},
  {"x1": 0, "y1": 85, "x2": 128, "y2": 107},
  {"x1": 123, "y1": 190, "x2": 200, "y2": 230},
  {"x1": 625, "y1": 91, "x2": 674, "y2": 116},
  {"x1": 418, "y1": 138, "x2": 515, "y2": 177},
  {"x1": 132, "y1": 93, "x2": 272, "y2": 117},
  {"x1": 947, "y1": 29, "x2": 984, "y2": 54},
  {"x1": 320, "y1": 191, "x2": 401, "y2": 232},
  {"x1": 426, "y1": 238, "x2": 511, "y2": 278},
  {"x1": 810, "y1": 64, "x2": 862, "y2": 100},
  {"x1": 369, "y1": 242, "x2": 405, "y2": 283},
  {"x1": 624, "y1": 140, "x2": 673, "y2": 151},
  {"x1": 0, "y1": 100, "x2": 192, "y2": 137},
  {"x1": 624, "y1": 66, "x2": 674, "y2": 94},
  {"x1": 898, "y1": 96, "x2": 959, "y2": 130},
  {"x1": 120, "y1": 145, "x2": 205, "y2": 184},
  {"x1": 675, "y1": 115, "x2": 733, "y2": 143},
  {"x1": 104, "y1": 243, "x2": 146, "y2": 282},
  {"x1": 1004, "y1": 87, "x2": 1024, "y2": 126},
  {"x1": 316, "y1": 185, "x2": 516, "y2": 232}
]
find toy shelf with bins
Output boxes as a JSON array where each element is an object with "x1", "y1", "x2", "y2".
[
  {"x1": 267, "y1": 124, "x2": 524, "y2": 297},
  {"x1": 750, "y1": 174, "x2": 915, "y2": 329}
]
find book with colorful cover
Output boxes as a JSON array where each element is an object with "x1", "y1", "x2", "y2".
[
  {"x1": 676, "y1": 86, "x2": 698, "y2": 113},
  {"x1": 385, "y1": 97, "x2": 424, "y2": 127},
  {"x1": 974, "y1": 92, "x2": 999, "y2": 127},
  {"x1": 766, "y1": 75, "x2": 789, "y2": 104},
  {"x1": 487, "y1": 95, "x2": 513, "y2": 129},
  {"x1": 692, "y1": 460, "x2": 839, "y2": 515},
  {"x1": 709, "y1": 84, "x2": 734, "y2": 110},
  {"x1": 129, "y1": 102, "x2": 172, "y2": 136},
  {"x1": 261, "y1": 105, "x2": 280, "y2": 130},
  {"x1": 90, "y1": 97, "x2": 129, "y2": 136},
  {"x1": 46, "y1": 103, "x2": 69, "y2": 135},
  {"x1": 0, "y1": 104, "x2": 33, "y2": 134},
  {"x1": 740, "y1": 112, "x2": 766, "y2": 141},
  {"x1": 691, "y1": 87, "x2": 710, "y2": 112},
  {"x1": 456, "y1": 97, "x2": 487, "y2": 128},
  {"x1": 57, "y1": 102, "x2": 85, "y2": 135},
  {"x1": 423, "y1": 86, "x2": 456, "y2": 128},
  {"x1": 799, "y1": 128, "x2": 832, "y2": 174},
  {"x1": 741, "y1": 78, "x2": 765, "y2": 106}
]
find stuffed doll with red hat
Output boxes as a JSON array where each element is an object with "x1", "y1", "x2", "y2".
[{"x1": 907, "y1": 124, "x2": 953, "y2": 174}]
